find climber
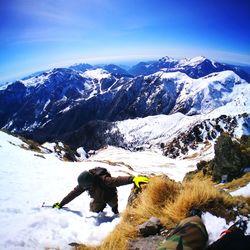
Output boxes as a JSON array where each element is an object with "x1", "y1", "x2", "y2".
[{"x1": 53, "y1": 167, "x2": 149, "y2": 214}]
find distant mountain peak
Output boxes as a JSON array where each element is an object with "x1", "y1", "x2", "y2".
[
  {"x1": 20, "y1": 72, "x2": 51, "y2": 87},
  {"x1": 159, "y1": 56, "x2": 178, "y2": 63},
  {"x1": 153, "y1": 71, "x2": 191, "y2": 81},
  {"x1": 128, "y1": 56, "x2": 250, "y2": 82},
  {"x1": 102, "y1": 64, "x2": 131, "y2": 76},
  {"x1": 190, "y1": 55, "x2": 207, "y2": 61},
  {"x1": 178, "y1": 56, "x2": 208, "y2": 67},
  {"x1": 68, "y1": 63, "x2": 93, "y2": 73}
]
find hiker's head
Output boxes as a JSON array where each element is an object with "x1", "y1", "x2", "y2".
[{"x1": 77, "y1": 171, "x2": 95, "y2": 190}]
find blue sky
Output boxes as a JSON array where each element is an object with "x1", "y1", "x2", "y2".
[{"x1": 0, "y1": 0, "x2": 250, "y2": 83}]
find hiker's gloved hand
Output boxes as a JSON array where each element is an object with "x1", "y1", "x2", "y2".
[
  {"x1": 133, "y1": 176, "x2": 149, "y2": 188},
  {"x1": 52, "y1": 202, "x2": 62, "y2": 209}
]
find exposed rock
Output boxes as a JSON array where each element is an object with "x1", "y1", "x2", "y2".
[
  {"x1": 164, "y1": 114, "x2": 250, "y2": 159},
  {"x1": 186, "y1": 134, "x2": 250, "y2": 182},
  {"x1": 213, "y1": 133, "x2": 242, "y2": 182},
  {"x1": 137, "y1": 217, "x2": 163, "y2": 237},
  {"x1": 128, "y1": 235, "x2": 164, "y2": 250}
]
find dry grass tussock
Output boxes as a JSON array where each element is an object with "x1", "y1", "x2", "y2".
[
  {"x1": 219, "y1": 172, "x2": 250, "y2": 192},
  {"x1": 184, "y1": 170, "x2": 213, "y2": 183},
  {"x1": 123, "y1": 176, "x2": 182, "y2": 225},
  {"x1": 77, "y1": 176, "x2": 250, "y2": 250},
  {"x1": 162, "y1": 178, "x2": 250, "y2": 225}
]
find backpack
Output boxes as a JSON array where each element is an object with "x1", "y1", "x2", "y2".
[
  {"x1": 89, "y1": 167, "x2": 117, "y2": 195},
  {"x1": 158, "y1": 216, "x2": 208, "y2": 250}
]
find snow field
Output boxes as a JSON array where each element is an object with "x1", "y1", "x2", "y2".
[{"x1": 0, "y1": 132, "x2": 130, "y2": 249}]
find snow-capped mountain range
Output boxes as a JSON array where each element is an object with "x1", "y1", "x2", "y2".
[
  {"x1": 0, "y1": 56, "x2": 249, "y2": 156},
  {"x1": 129, "y1": 56, "x2": 250, "y2": 82}
]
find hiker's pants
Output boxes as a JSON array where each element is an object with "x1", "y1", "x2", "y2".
[{"x1": 89, "y1": 195, "x2": 118, "y2": 213}]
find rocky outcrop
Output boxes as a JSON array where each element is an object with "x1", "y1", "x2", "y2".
[
  {"x1": 187, "y1": 134, "x2": 250, "y2": 182},
  {"x1": 212, "y1": 133, "x2": 242, "y2": 181},
  {"x1": 137, "y1": 217, "x2": 163, "y2": 237},
  {"x1": 163, "y1": 114, "x2": 250, "y2": 159},
  {"x1": 128, "y1": 217, "x2": 164, "y2": 250},
  {"x1": 128, "y1": 235, "x2": 164, "y2": 250}
]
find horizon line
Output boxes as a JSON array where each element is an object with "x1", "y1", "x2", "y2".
[{"x1": 1, "y1": 54, "x2": 250, "y2": 85}]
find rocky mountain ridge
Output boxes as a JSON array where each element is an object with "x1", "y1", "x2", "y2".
[
  {"x1": 129, "y1": 56, "x2": 250, "y2": 82},
  {"x1": 0, "y1": 56, "x2": 249, "y2": 156}
]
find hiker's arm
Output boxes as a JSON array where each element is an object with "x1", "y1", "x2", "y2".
[
  {"x1": 60, "y1": 185, "x2": 84, "y2": 206},
  {"x1": 101, "y1": 175, "x2": 134, "y2": 187}
]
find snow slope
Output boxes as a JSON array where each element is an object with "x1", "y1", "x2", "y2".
[
  {"x1": 178, "y1": 56, "x2": 207, "y2": 67},
  {"x1": 115, "y1": 113, "x2": 200, "y2": 149},
  {"x1": 156, "y1": 70, "x2": 247, "y2": 115},
  {"x1": 114, "y1": 111, "x2": 249, "y2": 159},
  {"x1": 20, "y1": 72, "x2": 51, "y2": 87},
  {"x1": 110, "y1": 70, "x2": 249, "y2": 155},
  {"x1": 0, "y1": 132, "x2": 127, "y2": 249},
  {"x1": 0, "y1": 131, "x2": 249, "y2": 249},
  {"x1": 0, "y1": 131, "x2": 197, "y2": 249}
]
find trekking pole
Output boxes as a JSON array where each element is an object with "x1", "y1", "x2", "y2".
[{"x1": 41, "y1": 202, "x2": 68, "y2": 209}]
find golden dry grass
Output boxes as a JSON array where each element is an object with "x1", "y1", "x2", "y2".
[
  {"x1": 77, "y1": 175, "x2": 250, "y2": 250},
  {"x1": 75, "y1": 245, "x2": 98, "y2": 250},
  {"x1": 99, "y1": 221, "x2": 137, "y2": 250},
  {"x1": 219, "y1": 173, "x2": 250, "y2": 192},
  {"x1": 123, "y1": 176, "x2": 182, "y2": 225},
  {"x1": 162, "y1": 178, "x2": 249, "y2": 225},
  {"x1": 184, "y1": 170, "x2": 213, "y2": 182}
]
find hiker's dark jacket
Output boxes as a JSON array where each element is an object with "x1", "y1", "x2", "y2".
[
  {"x1": 206, "y1": 228, "x2": 250, "y2": 250},
  {"x1": 60, "y1": 174, "x2": 133, "y2": 206}
]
